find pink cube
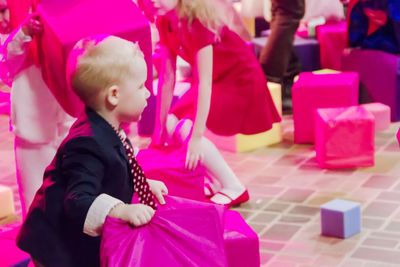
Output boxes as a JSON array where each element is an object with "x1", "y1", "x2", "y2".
[
  {"x1": 37, "y1": 0, "x2": 152, "y2": 117},
  {"x1": 136, "y1": 147, "x2": 206, "y2": 201},
  {"x1": 361, "y1": 103, "x2": 391, "y2": 131},
  {"x1": 315, "y1": 106, "x2": 375, "y2": 169},
  {"x1": 224, "y1": 210, "x2": 260, "y2": 267},
  {"x1": 293, "y1": 72, "x2": 359, "y2": 144},
  {"x1": 316, "y1": 21, "x2": 347, "y2": 70}
]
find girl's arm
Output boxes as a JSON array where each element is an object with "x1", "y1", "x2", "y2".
[
  {"x1": 1, "y1": 14, "x2": 41, "y2": 83},
  {"x1": 152, "y1": 45, "x2": 177, "y2": 145},
  {"x1": 1, "y1": 27, "x2": 31, "y2": 84},
  {"x1": 185, "y1": 45, "x2": 213, "y2": 170}
]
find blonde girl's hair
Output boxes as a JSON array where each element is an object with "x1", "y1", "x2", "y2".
[{"x1": 177, "y1": 0, "x2": 225, "y2": 35}]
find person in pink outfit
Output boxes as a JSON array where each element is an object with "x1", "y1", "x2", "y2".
[
  {"x1": 1, "y1": 0, "x2": 74, "y2": 215},
  {"x1": 139, "y1": 0, "x2": 281, "y2": 206},
  {"x1": 0, "y1": 0, "x2": 10, "y2": 80},
  {"x1": 0, "y1": 0, "x2": 10, "y2": 36},
  {"x1": 0, "y1": 0, "x2": 10, "y2": 109}
]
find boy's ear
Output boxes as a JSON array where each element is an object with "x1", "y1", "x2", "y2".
[{"x1": 106, "y1": 85, "x2": 119, "y2": 106}]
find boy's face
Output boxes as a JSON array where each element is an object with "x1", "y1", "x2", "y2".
[
  {"x1": 0, "y1": 0, "x2": 10, "y2": 34},
  {"x1": 116, "y1": 53, "x2": 151, "y2": 123}
]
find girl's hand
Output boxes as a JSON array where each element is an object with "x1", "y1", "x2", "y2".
[
  {"x1": 147, "y1": 179, "x2": 168, "y2": 205},
  {"x1": 185, "y1": 136, "x2": 204, "y2": 171},
  {"x1": 109, "y1": 203, "x2": 155, "y2": 227},
  {"x1": 21, "y1": 14, "x2": 42, "y2": 37}
]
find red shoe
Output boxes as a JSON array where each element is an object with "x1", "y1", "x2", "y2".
[
  {"x1": 204, "y1": 182, "x2": 220, "y2": 198},
  {"x1": 211, "y1": 189, "x2": 250, "y2": 208}
]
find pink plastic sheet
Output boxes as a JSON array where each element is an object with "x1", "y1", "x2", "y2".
[
  {"x1": 137, "y1": 147, "x2": 206, "y2": 201},
  {"x1": 101, "y1": 196, "x2": 227, "y2": 267}
]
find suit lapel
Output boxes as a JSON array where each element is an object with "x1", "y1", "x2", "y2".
[{"x1": 86, "y1": 108, "x2": 130, "y2": 164}]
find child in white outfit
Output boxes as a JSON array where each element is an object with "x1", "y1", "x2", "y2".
[{"x1": 1, "y1": 11, "x2": 73, "y2": 215}]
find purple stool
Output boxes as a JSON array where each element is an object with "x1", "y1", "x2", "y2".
[{"x1": 342, "y1": 49, "x2": 400, "y2": 121}]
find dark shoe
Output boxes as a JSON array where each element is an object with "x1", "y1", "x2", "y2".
[
  {"x1": 282, "y1": 97, "x2": 293, "y2": 113},
  {"x1": 281, "y1": 77, "x2": 294, "y2": 114}
]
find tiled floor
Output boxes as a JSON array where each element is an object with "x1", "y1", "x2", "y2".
[{"x1": 1, "y1": 108, "x2": 400, "y2": 266}]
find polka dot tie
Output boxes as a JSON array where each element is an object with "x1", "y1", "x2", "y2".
[{"x1": 114, "y1": 128, "x2": 157, "y2": 210}]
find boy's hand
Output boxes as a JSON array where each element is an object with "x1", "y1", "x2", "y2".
[
  {"x1": 21, "y1": 14, "x2": 42, "y2": 37},
  {"x1": 109, "y1": 203, "x2": 155, "y2": 227},
  {"x1": 147, "y1": 179, "x2": 168, "y2": 205}
]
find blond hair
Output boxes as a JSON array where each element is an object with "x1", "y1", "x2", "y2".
[
  {"x1": 177, "y1": 0, "x2": 224, "y2": 35},
  {"x1": 67, "y1": 35, "x2": 143, "y2": 108}
]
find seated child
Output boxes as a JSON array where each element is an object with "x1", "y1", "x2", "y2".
[{"x1": 17, "y1": 35, "x2": 168, "y2": 267}]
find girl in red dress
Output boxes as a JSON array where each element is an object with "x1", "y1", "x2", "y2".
[{"x1": 139, "y1": 0, "x2": 281, "y2": 206}]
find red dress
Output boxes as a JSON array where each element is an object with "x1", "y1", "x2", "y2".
[{"x1": 156, "y1": 14, "x2": 281, "y2": 136}]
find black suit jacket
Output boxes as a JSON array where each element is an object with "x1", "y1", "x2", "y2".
[{"x1": 17, "y1": 108, "x2": 134, "y2": 267}]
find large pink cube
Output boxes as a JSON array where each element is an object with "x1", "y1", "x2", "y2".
[
  {"x1": 292, "y1": 72, "x2": 359, "y2": 144},
  {"x1": 315, "y1": 106, "x2": 375, "y2": 169},
  {"x1": 37, "y1": 0, "x2": 152, "y2": 117},
  {"x1": 224, "y1": 210, "x2": 260, "y2": 267}
]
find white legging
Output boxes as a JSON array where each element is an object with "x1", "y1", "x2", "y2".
[
  {"x1": 11, "y1": 66, "x2": 74, "y2": 216},
  {"x1": 15, "y1": 137, "x2": 58, "y2": 216}
]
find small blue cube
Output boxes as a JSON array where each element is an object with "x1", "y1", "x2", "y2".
[{"x1": 321, "y1": 199, "x2": 361, "y2": 238}]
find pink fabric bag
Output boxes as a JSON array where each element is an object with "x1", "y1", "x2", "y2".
[
  {"x1": 137, "y1": 147, "x2": 206, "y2": 201},
  {"x1": 100, "y1": 196, "x2": 227, "y2": 267}
]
